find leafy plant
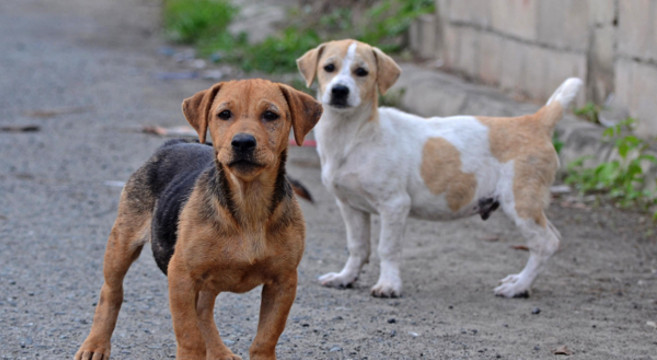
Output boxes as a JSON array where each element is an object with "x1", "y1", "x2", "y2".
[
  {"x1": 358, "y1": 0, "x2": 435, "y2": 52},
  {"x1": 574, "y1": 102, "x2": 601, "y2": 124},
  {"x1": 163, "y1": 0, "x2": 237, "y2": 44},
  {"x1": 565, "y1": 118, "x2": 657, "y2": 216},
  {"x1": 241, "y1": 28, "x2": 321, "y2": 73},
  {"x1": 552, "y1": 132, "x2": 564, "y2": 154},
  {"x1": 163, "y1": 0, "x2": 435, "y2": 74},
  {"x1": 318, "y1": 7, "x2": 353, "y2": 32}
]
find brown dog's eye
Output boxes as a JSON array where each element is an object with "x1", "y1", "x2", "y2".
[
  {"x1": 355, "y1": 67, "x2": 368, "y2": 77},
  {"x1": 217, "y1": 110, "x2": 231, "y2": 120},
  {"x1": 324, "y1": 64, "x2": 335, "y2": 73},
  {"x1": 263, "y1": 111, "x2": 279, "y2": 122}
]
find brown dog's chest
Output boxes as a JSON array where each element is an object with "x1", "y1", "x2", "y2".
[
  {"x1": 200, "y1": 259, "x2": 279, "y2": 293},
  {"x1": 177, "y1": 218, "x2": 304, "y2": 294}
]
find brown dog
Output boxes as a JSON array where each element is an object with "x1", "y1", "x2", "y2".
[{"x1": 74, "y1": 79, "x2": 322, "y2": 360}]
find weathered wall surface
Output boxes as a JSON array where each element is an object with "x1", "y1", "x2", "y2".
[{"x1": 410, "y1": 0, "x2": 657, "y2": 136}]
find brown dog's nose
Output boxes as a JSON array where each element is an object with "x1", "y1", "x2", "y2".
[{"x1": 231, "y1": 133, "x2": 256, "y2": 152}]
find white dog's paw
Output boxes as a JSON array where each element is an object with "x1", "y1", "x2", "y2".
[
  {"x1": 319, "y1": 272, "x2": 357, "y2": 288},
  {"x1": 494, "y1": 274, "x2": 530, "y2": 298},
  {"x1": 370, "y1": 280, "x2": 402, "y2": 298}
]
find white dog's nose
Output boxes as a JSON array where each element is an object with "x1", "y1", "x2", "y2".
[
  {"x1": 331, "y1": 85, "x2": 349, "y2": 98},
  {"x1": 330, "y1": 84, "x2": 350, "y2": 108}
]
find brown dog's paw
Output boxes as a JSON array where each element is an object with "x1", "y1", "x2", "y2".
[
  {"x1": 208, "y1": 350, "x2": 242, "y2": 360},
  {"x1": 218, "y1": 355, "x2": 242, "y2": 360},
  {"x1": 176, "y1": 348, "x2": 207, "y2": 360},
  {"x1": 74, "y1": 341, "x2": 110, "y2": 360},
  {"x1": 249, "y1": 353, "x2": 275, "y2": 360},
  {"x1": 207, "y1": 355, "x2": 242, "y2": 360}
]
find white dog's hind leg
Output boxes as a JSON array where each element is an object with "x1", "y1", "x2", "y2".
[
  {"x1": 319, "y1": 200, "x2": 371, "y2": 288},
  {"x1": 495, "y1": 216, "x2": 560, "y2": 297},
  {"x1": 371, "y1": 198, "x2": 410, "y2": 298}
]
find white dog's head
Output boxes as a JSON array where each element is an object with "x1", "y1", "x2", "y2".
[{"x1": 297, "y1": 39, "x2": 401, "y2": 111}]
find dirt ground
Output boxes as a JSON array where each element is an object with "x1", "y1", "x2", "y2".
[{"x1": 1, "y1": 0, "x2": 656, "y2": 359}]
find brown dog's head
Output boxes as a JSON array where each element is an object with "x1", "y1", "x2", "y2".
[
  {"x1": 296, "y1": 39, "x2": 401, "y2": 110},
  {"x1": 182, "y1": 79, "x2": 322, "y2": 180}
]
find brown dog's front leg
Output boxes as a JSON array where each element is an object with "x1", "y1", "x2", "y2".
[
  {"x1": 168, "y1": 256, "x2": 206, "y2": 360},
  {"x1": 197, "y1": 290, "x2": 242, "y2": 360},
  {"x1": 250, "y1": 272, "x2": 298, "y2": 360}
]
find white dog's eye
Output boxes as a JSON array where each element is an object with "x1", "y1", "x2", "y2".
[
  {"x1": 355, "y1": 67, "x2": 368, "y2": 77},
  {"x1": 324, "y1": 64, "x2": 335, "y2": 73}
]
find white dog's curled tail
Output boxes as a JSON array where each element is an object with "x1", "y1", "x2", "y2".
[
  {"x1": 540, "y1": 77, "x2": 583, "y2": 129},
  {"x1": 546, "y1": 77, "x2": 583, "y2": 108}
]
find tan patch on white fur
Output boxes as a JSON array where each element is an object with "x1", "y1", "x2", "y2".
[
  {"x1": 367, "y1": 102, "x2": 379, "y2": 123},
  {"x1": 421, "y1": 137, "x2": 476, "y2": 212},
  {"x1": 313, "y1": 40, "x2": 360, "y2": 94},
  {"x1": 477, "y1": 102, "x2": 564, "y2": 227}
]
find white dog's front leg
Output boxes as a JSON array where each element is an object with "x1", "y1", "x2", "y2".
[
  {"x1": 319, "y1": 200, "x2": 371, "y2": 289},
  {"x1": 371, "y1": 198, "x2": 410, "y2": 298}
]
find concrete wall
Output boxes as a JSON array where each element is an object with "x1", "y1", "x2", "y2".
[{"x1": 409, "y1": 0, "x2": 657, "y2": 137}]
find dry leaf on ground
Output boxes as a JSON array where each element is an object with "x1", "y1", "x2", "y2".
[{"x1": 553, "y1": 345, "x2": 573, "y2": 355}]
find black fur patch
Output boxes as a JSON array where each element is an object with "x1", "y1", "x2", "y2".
[
  {"x1": 148, "y1": 140, "x2": 215, "y2": 274},
  {"x1": 478, "y1": 197, "x2": 500, "y2": 221},
  {"x1": 151, "y1": 170, "x2": 200, "y2": 274},
  {"x1": 211, "y1": 161, "x2": 240, "y2": 222},
  {"x1": 269, "y1": 150, "x2": 293, "y2": 214}
]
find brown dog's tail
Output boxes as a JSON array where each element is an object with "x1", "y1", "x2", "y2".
[{"x1": 288, "y1": 177, "x2": 313, "y2": 203}]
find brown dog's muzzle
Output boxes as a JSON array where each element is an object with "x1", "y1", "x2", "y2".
[
  {"x1": 231, "y1": 133, "x2": 256, "y2": 153},
  {"x1": 228, "y1": 132, "x2": 263, "y2": 172}
]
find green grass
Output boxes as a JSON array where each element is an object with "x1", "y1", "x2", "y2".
[
  {"x1": 574, "y1": 102, "x2": 602, "y2": 124},
  {"x1": 552, "y1": 132, "x2": 564, "y2": 154},
  {"x1": 358, "y1": 0, "x2": 435, "y2": 53},
  {"x1": 240, "y1": 28, "x2": 322, "y2": 73},
  {"x1": 163, "y1": 0, "x2": 237, "y2": 44},
  {"x1": 162, "y1": 0, "x2": 435, "y2": 74},
  {"x1": 565, "y1": 118, "x2": 657, "y2": 218}
]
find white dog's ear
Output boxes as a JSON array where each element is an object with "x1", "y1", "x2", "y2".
[
  {"x1": 181, "y1": 82, "x2": 222, "y2": 144},
  {"x1": 372, "y1": 46, "x2": 401, "y2": 95},
  {"x1": 296, "y1": 44, "x2": 325, "y2": 87},
  {"x1": 279, "y1": 84, "x2": 323, "y2": 146}
]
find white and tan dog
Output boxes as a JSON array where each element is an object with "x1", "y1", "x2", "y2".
[{"x1": 297, "y1": 39, "x2": 582, "y2": 298}]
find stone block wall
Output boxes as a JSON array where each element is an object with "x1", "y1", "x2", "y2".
[
  {"x1": 410, "y1": 0, "x2": 657, "y2": 137},
  {"x1": 614, "y1": 0, "x2": 657, "y2": 136}
]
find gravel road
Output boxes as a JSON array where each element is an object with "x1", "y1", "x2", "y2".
[{"x1": 1, "y1": 0, "x2": 656, "y2": 359}]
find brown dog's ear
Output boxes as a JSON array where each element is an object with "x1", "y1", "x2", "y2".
[
  {"x1": 372, "y1": 46, "x2": 401, "y2": 95},
  {"x1": 296, "y1": 44, "x2": 325, "y2": 87},
  {"x1": 181, "y1": 83, "x2": 222, "y2": 144},
  {"x1": 279, "y1": 84, "x2": 323, "y2": 146}
]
